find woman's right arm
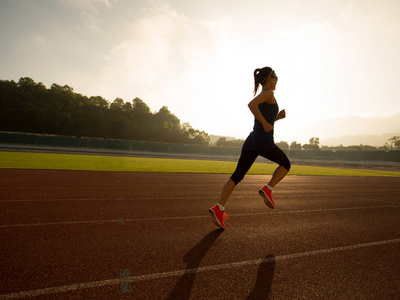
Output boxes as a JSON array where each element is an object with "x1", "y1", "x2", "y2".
[{"x1": 247, "y1": 90, "x2": 274, "y2": 133}]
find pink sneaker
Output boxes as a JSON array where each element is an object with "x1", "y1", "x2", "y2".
[
  {"x1": 258, "y1": 186, "x2": 275, "y2": 209},
  {"x1": 209, "y1": 205, "x2": 229, "y2": 229}
]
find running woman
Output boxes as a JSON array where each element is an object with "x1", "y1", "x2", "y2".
[{"x1": 209, "y1": 67, "x2": 291, "y2": 229}]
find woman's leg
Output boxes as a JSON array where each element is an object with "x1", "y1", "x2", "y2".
[
  {"x1": 210, "y1": 150, "x2": 257, "y2": 228},
  {"x1": 256, "y1": 146, "x2": 291, "y2": 208},
  {"x1": 268, "y1": 165, "x2": 289, "y2": 188},
  {"x1": 219, "y1": 179, "x2": 236, "y2": 207},
  {"x1": 218, "y1": 150, "x2": 258, "y2": 208},
  {"x1": 262, "y1": 146, "x2": 291, "y2": 188}
]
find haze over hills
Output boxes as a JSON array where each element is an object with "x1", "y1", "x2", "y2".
[
  {"x1": 217, "y1": 114, "x2": 400, "y2": 147},
  {"x1": 321, "y1": 132, "x2": 400, "y2": 147},
  {"x1": 304, "y1": 114, "x2": 400, "y2": 146}
]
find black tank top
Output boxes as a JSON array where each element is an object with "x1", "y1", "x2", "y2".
[
  {"x1": 253, "y1": 102, "x2": 279, "y2": 132},
  {"x1": 243, "y1": 97, "x2": 279, "y2": 152}
]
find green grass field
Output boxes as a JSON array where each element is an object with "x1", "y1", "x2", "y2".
[{"x1": 1, "y1": 151, "x2": 399, "y2": 177}]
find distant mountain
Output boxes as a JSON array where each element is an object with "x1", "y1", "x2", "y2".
[
  {"x1": 291, "y1": 113, "x2": 400, "y2": 146},
  {"x1": 310, "y1": 113, "x2": 400, "y2": 136},
  {"x1": 321, "y1": 132, "x2": 400, "y2": 147},
  {"x1": 215, "y1": 114, "x2": 400, "y2": 147}
]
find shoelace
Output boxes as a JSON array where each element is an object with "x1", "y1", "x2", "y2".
[{"x1": 223, "y1": 212, "x2": 229, "y2": 221}]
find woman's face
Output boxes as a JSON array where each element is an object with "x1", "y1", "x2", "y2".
[{"x1": 270, "y1": 72, "x2": 278, "y2": 90}]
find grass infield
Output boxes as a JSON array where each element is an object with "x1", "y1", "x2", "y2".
[{"x1": 0, "y1": 151, "x2": 399, "y2": 177}]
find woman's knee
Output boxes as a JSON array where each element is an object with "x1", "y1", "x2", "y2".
[
  {"x1": 230, "y1": 172, "x2": 245, "y2": 185},
  {"x1": 282, "y1": 159, "x2": 291, "y2": 172}
]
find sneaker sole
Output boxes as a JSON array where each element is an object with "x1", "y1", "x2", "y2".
[
  {"x1": 258, "y1": 189, "x2": 275, "y2": 209},
  {"x1": 209, "y1": 209, "x2": 225, "y2": 229}
]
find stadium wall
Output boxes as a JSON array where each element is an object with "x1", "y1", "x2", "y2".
[{"x1": 1, "y1": 131, "x2": 399, "y2": 164}]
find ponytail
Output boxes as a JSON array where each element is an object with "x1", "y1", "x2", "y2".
[{"x1": 253, "y1": 68, "x2": 261, "y2": 96}]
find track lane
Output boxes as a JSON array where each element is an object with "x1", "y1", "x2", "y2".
[{"x1": 0, "y1": 170, "x2": 399, "y2": 298}]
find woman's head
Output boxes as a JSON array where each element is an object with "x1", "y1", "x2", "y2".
[{"x1": 253, "y1": 67, "x2": 278, "y2": 95}]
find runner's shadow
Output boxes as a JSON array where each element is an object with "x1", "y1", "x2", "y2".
[
  {"x1": 247, "y1": 254, "x2": 275, "y2": 299},
  {"x1": 167, "y1": 229, "x2": 224, "y2": 300}
]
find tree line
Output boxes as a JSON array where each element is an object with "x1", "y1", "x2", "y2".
[
  {"x1": 0, "y1": 77, "x2": 209, "y2": 144},
  {"x1": 215, "y1": 137, "x2": 322, "y2": 149},
  {"x1": 217, "y1": 136, "x2": 400, "y2": 150}
]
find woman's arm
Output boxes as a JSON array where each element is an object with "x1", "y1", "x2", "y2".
[
  {"x1": 248, "y1": 90, "x2": 274, "y2": 133},
  {"x1": 275, "y1": 109, "x2": 286, "y2": 121}
]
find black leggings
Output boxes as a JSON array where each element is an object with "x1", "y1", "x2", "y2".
[{"x1": 230, "y1": 146, "x2": 291, "y2": 185}]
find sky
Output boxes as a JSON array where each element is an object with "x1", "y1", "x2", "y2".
[{"x1": 1, "y1": 0, "x2": 399, "y2": 144}]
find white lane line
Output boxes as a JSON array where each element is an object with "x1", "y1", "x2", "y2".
[
  {"x1": 370, "y1": 199, "x2": 400, "y2": 205},
  {"x1": 233, "y1": 204, "x2": 400, "y2": 217},
  {"x1": 344, "y1": 194, "x2": 400, "y2": 205},
  {"x1": 2, "y1": 193, "x2": 399, "y2": 203},
  {"x1": 1, "y1": 205, "x2": 399, "y2": 228},
  {"x1": 0, "y1": 197, "x2": 220, "y2": 202},
  {"x1": 2, "y1": 192, "x2": 399, "y2": 202},
  {"x1": 1, "y1": 238, "x2": 399, "y2": 299},
  {"x1": 0, "y1": 219, "x2": 117, "y2": 228}
]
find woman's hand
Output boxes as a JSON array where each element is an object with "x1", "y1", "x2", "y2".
[
  {"x1": 276, "y1": 109, "x2": 286, "y2": 121},
  {"x1": 263, "y1": 122, "x2": 274, "y2": 133}
]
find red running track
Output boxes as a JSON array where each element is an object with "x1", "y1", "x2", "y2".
[{"x1": 0, "y1": 169, "x2": 400, "y2": 299}]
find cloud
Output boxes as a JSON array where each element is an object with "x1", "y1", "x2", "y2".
[
  {"x1": 99, "y1": 1, "x2": 224, "y2": 106},
  {"x1": 61, "y1": 0, "x2": 116, "y2": 32},
  {"x1": 2, "y1": 0, "x2": 399, "y2": 139},
  {"x1": 63, "y1": 0, "x2": 116, "y2": 11}
]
